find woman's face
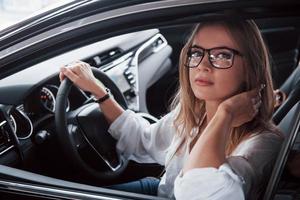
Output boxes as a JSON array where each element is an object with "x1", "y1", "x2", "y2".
[{"x1": 189, "y1": 24, "x2": 246, "y2": 102}]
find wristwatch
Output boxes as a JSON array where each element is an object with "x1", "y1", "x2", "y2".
[{"x1": 93, "y1": 88, "x2": 111, "y2": 104}]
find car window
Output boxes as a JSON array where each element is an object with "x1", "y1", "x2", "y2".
[{"x1": 0, "y1": 0, "x2": 75, "y2": 30}]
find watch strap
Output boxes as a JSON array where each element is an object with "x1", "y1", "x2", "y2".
[{"x1": 94, "y1": 88, "x2": 110, "y2": 104}]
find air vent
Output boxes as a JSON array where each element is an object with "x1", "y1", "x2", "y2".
[
  {"x1": 0, "y1": 114, "x2": 12, "y2": 151},
  {"x1": 10, "y1": 108, "x2": 33, "y2": 140},
  {"x1": 138, "y1": 34, "x2": 167, "y2": 63},
  {"x1": 16, "y1": 104, "x2": 25, "y2": 112},
  {"x1": 85, "y1": 48, "x2": 123, "y2": 68}
]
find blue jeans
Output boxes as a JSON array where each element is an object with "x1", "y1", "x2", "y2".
[{"x1": 106, "y1": 177, "x2": 160, "y2": 196}]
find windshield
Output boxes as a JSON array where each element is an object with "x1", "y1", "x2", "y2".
[{"x1": 0, "y1": 0, "x2": 75, "y2": 30}]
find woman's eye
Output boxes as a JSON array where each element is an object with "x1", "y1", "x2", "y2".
[
  {"x1": 190, "y1": 51, "x2": 203, "y2": 58},
  {"x1": 215, "y1": 52, "x2": 232, "y2": 59}
]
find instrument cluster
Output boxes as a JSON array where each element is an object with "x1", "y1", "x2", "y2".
[
  {"x1": 39, "y1": 85, "x2": 70, "y2": 113},
  {"x1": 6, "y1": 84, "x2": 73, "y2": 142}
]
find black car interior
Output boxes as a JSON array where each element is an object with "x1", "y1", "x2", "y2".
[
  {"x1": 268, "y1": 102, "x2": 300, "y2": 200},
  {"x1": 0, "y1": 15, "x2": 300, "y2": 199}
]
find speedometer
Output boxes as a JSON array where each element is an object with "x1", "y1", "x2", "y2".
[
  {"x1": 40, "y1": 85, "x2": 70, "y2": 113},
  {"x1": 40, "y1": 87, "x2": 56, "y2": 112}
]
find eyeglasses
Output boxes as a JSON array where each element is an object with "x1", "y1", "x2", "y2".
[{"x1": 185, "y1": 45, "x2": 243, "y2": 69}]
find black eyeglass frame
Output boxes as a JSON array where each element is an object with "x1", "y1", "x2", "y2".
[{"x1": 185, "y1": 45, "x2": 244, "y2": 69}]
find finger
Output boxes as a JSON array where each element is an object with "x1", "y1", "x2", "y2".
[
  {"x1": 68, "y1": 64, "x2": 84, "y2": 75},
  {"x1": 255, "y1": 94, "x2": 261, "y2": 103},
  {"x1": 259, "y1": 84, "x2": 266, "y2": 96},
  {"x1": 83, "y1": 62, "x2": 91, "y2": 70},
  {"x1": 251, "y1": 95, "x2": 261, "y2": 105},
  {"x1": 59, "y1": 67, "x2": 65, "y2": 82},
  {"x1": 77, "y1": 63, "x2": 89, "y2": 75},
  {"x1": 59, "y1": 72, "x2": 64, "y2": 82},
  {"x1": 260, "y1": 84, "x2": 266, "y2": 91},
  {"x1": 61, "y1": 67, "x2": 79, "y2": 83},
  {"x1": 75, "y1": 60, "x2": 89, "y2": 68},
  {"x1": 248, "y1": 84, "x2": 265, "y2": 97},
  {"x1": 252, "y1": 100, "x2": 262, "y2": 116},
  {"x1": 247, "y1": 86, "x2": 264, "y2": 103},
  {"x1": 251, "y1": 105, "x2": 258, "y2": 117},
  {"x1": 77, "y1": 61, "x2": 91, "y2": 72},
  {"x1": 246, "y1": 88, "x2": 259, "y2": 99},
  {"x1": 253, "y1": 100, "x2": 262, "y2": 110},
  {"x1": 78, "y1": 62, "x2": 94, "y2": 76}
]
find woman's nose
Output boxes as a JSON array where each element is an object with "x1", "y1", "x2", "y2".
[{"x1": 196, "y1": 53, "x2": 212, "y2": 71}]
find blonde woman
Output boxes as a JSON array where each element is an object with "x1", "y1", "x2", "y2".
[{"x1": 60, "y1": 20, "x2": 283, "y2": 200}]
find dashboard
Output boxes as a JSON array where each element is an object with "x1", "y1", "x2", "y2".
[{"x1": 0, "y1": 29, "x2": 172, "y2": 170}]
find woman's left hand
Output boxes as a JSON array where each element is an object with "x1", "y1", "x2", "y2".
[{"x1": 217, "y1": 86, "x2": 264, "y2": 127}]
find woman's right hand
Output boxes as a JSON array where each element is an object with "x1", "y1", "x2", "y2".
[
  {"x1": 59, "y1": 61, "x2": 106, "y2": 98},
  {"x1": 217, "y1": 85, "x2": 264, "y2": 128}
]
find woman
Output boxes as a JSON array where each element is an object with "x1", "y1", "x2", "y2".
[{"x1": 60, "y1": 20, "x2": 283, "y2": 199}]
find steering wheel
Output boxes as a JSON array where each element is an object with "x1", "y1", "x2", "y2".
[{"x1": 55, "y1": 67, "x2": 128, "y2": 180}]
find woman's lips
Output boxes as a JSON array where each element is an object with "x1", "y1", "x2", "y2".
[{"x1": 195, "y1": 78, "x2": 214, "y2": 86}]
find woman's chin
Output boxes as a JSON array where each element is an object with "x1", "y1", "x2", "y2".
[
  {"x1": 195, "y1": 94, "x2": 217, "y2": 101},
  {"x1": 193, "y1": 88, "x2": 237, "y2": 102},
  {"x1": 194, "y1": 92, "x2": 227, "y2": 102}
]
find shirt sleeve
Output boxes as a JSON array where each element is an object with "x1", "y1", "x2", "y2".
[
  {"x1": 174, "y1": 163, "x2": 245, "y2": 200},
  {"x1": 227, "y1": 132, "x2": 283, "y2": 196},
  {"x1": 108, "y1": 109, "x2": 176, "y2": 165},
  {"x1": 173, "y1": 132, "x2": 283, "y2": 200}
]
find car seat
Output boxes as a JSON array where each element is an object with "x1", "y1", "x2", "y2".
[{"x1": 263, "y1": 102, "x2": 300, "y2": 200}]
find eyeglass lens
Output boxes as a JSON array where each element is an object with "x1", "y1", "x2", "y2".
[{"x1": 187, "y1": 47, "x2": 234, "y2": 69}]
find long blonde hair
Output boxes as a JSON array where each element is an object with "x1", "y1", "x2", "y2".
[{"x1": 171, "y1": 20, "x2": 277, "y2": 155}]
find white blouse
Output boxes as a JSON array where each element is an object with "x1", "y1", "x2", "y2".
[{"x1": 108, "y1": 109, "x2": 283, "y2": 200}]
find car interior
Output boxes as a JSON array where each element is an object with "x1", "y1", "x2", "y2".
[{"x1": 0, "y1": 15, "x2": 300, "y2": 199}]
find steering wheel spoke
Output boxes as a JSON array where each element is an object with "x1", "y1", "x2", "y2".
[
  {"x1": 66, "y1": 124, "x2": 87, "y2": 149},
  {"x1": 66, "y1": 110, "x2": 79, "y2": 124}
]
